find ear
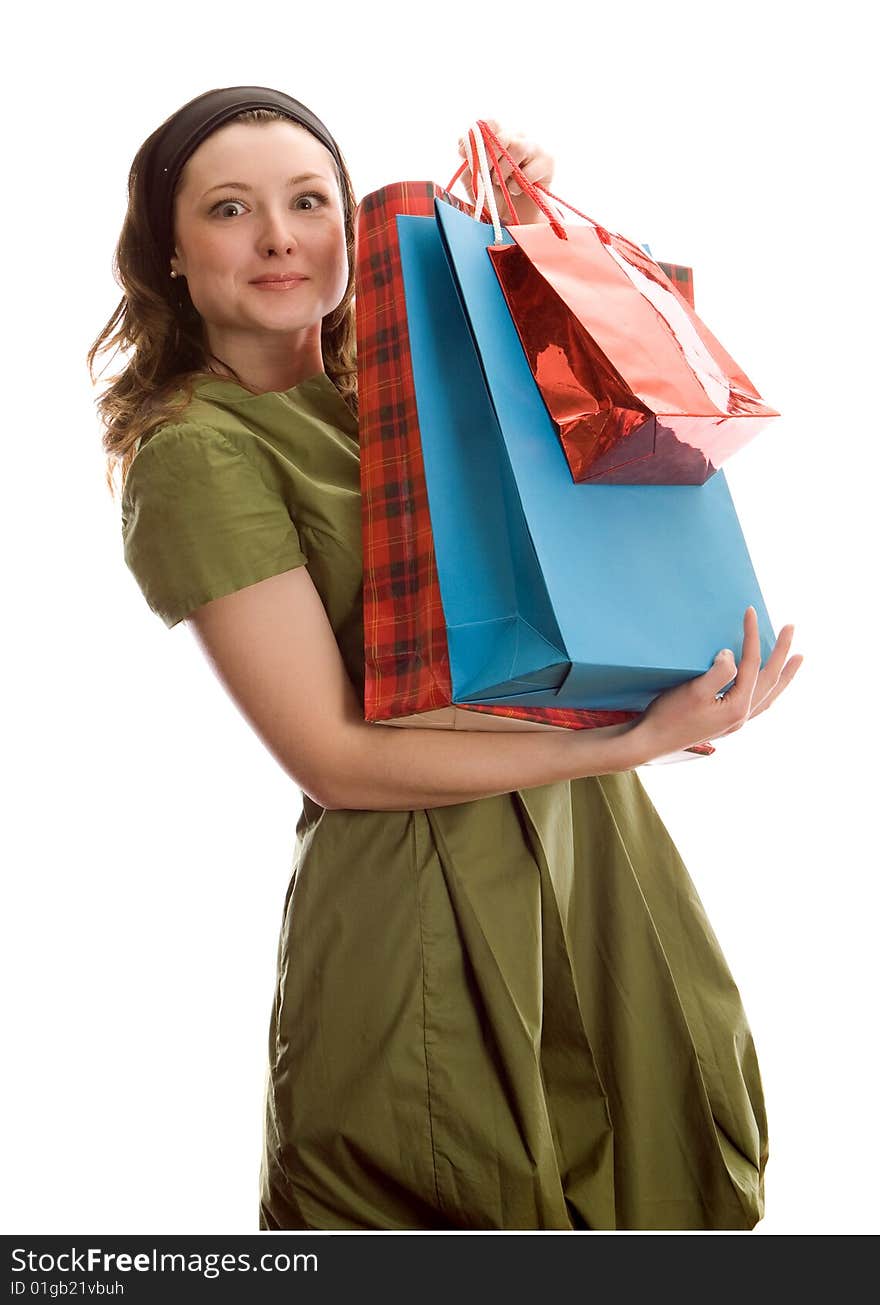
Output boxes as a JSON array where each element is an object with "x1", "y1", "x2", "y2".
[{"x1": 170, "y1": 248, "x2": 185, "y2": 278}]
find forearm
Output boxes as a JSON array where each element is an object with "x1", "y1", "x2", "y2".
[{"x1": 325, "y1": 717, "x2": 648, "y2": 812}]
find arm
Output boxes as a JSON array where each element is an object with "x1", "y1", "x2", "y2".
[{"x1": 186, "y1": 564, "x2": 648, "y2": 813}]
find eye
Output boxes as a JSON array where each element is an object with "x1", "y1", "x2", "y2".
[
  {"x1": 294, "y1": 191, "x2": 329, "y2": 210},
  {"x1": 210, "y1": 198, "x2": 247, "y2": 218}
]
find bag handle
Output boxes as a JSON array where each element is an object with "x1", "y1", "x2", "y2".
[{"x1": 445, "y1": 119, "x2": 614, "y2": 245}]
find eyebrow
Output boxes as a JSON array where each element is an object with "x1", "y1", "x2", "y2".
[{"x1": 201, "y1": 172, "x2": 329, "y2": 198}]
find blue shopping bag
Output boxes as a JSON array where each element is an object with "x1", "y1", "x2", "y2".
[{"x1": 396, "y1": 199, "x2": 776, "y2": 713}]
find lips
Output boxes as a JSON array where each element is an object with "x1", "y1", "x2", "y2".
[{"x1": 250, "y1": 273, "x2": 307, "y2": 284}]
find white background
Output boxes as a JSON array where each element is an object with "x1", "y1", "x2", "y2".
[{"x1": 2, "y1": 0, "x2": 875, "y2": 1236}]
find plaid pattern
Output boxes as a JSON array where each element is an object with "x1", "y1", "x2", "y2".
[
  {"x1": 657, "y1": 259, "x2": 695, "y2": 309},
  {"x1": 354, "y1": 182, "x2": 713, "y2": 755}
]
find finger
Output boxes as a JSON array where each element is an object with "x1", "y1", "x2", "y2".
[
  {"x1": 709, "y1": 646, "x2": 736, "y2": 679},
  {"x1": 731, "y1": 606, "x2": 761, "y2": 712},
  {"x1": 510, "y1": 153, "x2": 555, "y2": 196},
  {"x1": 488, "y1": 138, "x2": 527, "y2": 191},
  {"x1": 490, "y1": 138, "x2": 542, "y2": 193},
  {"x1": 489, "y1": 150, "x2": 554, "y2": 199},
  {"x1": 748, "y1": 639, "x2": 795, "y2": 715},
  {"x1": 760, "y1": 622, "x2": 795, "y2": 685},
  {"x1": 744, "y1": 630, "x2": 789, "y2": 714},
  {"x1": 709, "y1": 613, "x2": 757, "y2": 732},
  {"x1": 707, "y1": 647, "x2": 738, "y2": 700},
  {"x1": 744, "y1": 627, "x2": 791, "y2": 710},
  {"x1": 743, "y1": 654, "x2": 804, "y2": 721}
]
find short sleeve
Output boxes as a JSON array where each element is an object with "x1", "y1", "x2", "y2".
[{"x1": 121, "y1": 422, "x2": 308, "y2": 629}]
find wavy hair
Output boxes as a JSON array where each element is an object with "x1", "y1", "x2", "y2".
[{"x1": 87, "y1": 106, "x2": 358, "y2": 500}]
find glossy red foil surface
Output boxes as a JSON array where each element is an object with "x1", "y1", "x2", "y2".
[{"x1": 487, "y1": 224, "x2": 779, "y2": 485}]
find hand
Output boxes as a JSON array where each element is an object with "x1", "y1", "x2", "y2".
[
  {"x1": 456, "y1": 118, "x2": 555, "y2": 221},
  {"x1": 708, "y1": 615, "x2": 803, "y2": 742},
  {"x1": 635, "y1": 607, "x2": 804, "y2": 759}
]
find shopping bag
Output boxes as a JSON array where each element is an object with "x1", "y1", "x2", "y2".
[
  {"x1": 457, "y1": 120, "x2": 778, "y2": 485},
  {"x1": 355, "y1": 179, "x2": 676, "y2": 742},
  {"x1": 394, "y1": 191, "x2": 777, "y2": 718}
]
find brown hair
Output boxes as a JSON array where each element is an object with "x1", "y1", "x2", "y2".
[{"x1": 87, "y1": 107, "x2": 358, "y2": 500}]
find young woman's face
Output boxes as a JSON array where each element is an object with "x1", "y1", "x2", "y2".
[{"x1": 169, "y1": 120, "x2": 349, "y2": 349}]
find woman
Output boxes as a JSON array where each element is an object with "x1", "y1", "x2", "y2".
[{"x1": 90, "y1": 86, "x2": 802, "y2": 1231}]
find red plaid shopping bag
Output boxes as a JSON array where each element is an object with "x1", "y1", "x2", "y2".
[{"x1": 657, "y1": 260, "x2": 694, "y2": 308}]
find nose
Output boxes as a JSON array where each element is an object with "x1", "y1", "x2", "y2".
[{"x1": 258, "y1": 204, "x2": 300, "y2": 257}]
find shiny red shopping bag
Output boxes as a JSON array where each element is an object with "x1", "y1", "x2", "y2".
[{"x1": 457, "y1": 121, "x2": 779, "y2": 485}]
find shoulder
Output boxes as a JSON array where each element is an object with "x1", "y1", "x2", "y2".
[
  {"x1": 122, "y1": 417, "x2": 253, "y2": 509},
  {"x1": 130, "y1": 415, "x2": 236, "y2": 460}
]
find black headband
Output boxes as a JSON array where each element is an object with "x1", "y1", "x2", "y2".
[{"x1": 144, "y1": 85, "x2": 347, "y2": 268}]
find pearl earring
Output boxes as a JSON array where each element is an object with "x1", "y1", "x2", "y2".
[{"x1": 170, "y1": 270, "x2": 178, "y2": 278}]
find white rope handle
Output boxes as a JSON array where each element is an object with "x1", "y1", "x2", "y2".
[{"x1": 465, "y1": 121, "x2": 505, "y2": 243}]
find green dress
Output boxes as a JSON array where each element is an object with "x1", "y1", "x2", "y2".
[{"x1": 121, "y1": 371, "x2": 769, "y2": 1231}]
